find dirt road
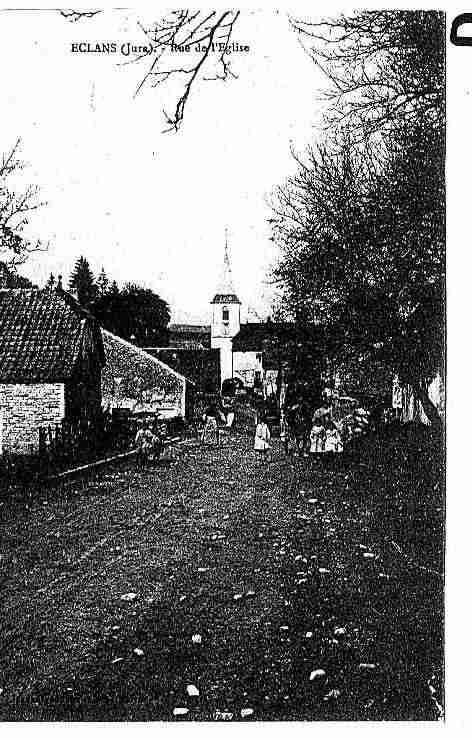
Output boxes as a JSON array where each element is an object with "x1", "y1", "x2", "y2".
[{"x1": 0, "y1": 430, "x2": 443, "y2": 720}]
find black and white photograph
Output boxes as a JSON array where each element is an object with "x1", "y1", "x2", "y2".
[{"x1": 0, "y1": 4, "x2": 448, "y2": 724}]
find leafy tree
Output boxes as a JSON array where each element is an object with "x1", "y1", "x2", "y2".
[
  {"x1": 91, "y1": 282, "x2": 170, "y2": 347},
  {"x1": 272, "y1": 11, "x2": 445, "y2": 429},
  {"x1": 69, "y1": 255, "x2": 97, "y2": 305},
  {"x1": 109, "y1": 280, "x2": 120, "y2": 296},
  {"x1": 96, "y1": 267, "x2": 109, "y2": 297},
  {"x1": 46, "y1": 272, "x2": 56, "y2": 289}
]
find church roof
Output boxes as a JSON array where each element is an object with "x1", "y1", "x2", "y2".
[
  {"x1": 232, "y1": 321, "x2": 324, "y2": 352},
  {"x1": 211, "y1": 294, "x2": 241, "y2": 305},
  {"x1": 211, "y1": 234, "x2": 241, "y2": 305}
]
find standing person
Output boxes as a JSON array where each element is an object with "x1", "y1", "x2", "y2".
[
  {"x1": 324, "y1": 419, "x2": 343, "y2": 454},
  {"x1": 254, "y1": 412, "x2": 271, "y2": 464},
  {"x1": 310, "y1": 417, "x2": 326, "y2": 455},
  {"x1": 280, "y1": 411, "x2": 290, "y2": 455},
  {"x1": 201, "y1": 400, "x2": 220, "y2": 445},
  {"x1": 225, "y1": 397, "x2": 236, "y2": 432},
  {"x1": 286, "y1": 402, "x2": 304, "y2": 457},
  {"x1": 151, "y1": 415, "x2": 165, "y2": 464},
  {"x1": 135, "y1": 419, "x2": 154, "y2": 468}
]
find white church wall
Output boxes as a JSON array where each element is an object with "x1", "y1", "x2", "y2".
[
  {"x1": 233, "y1": 351, "x2": 263, "y2": 388},
  {"x1": 211, "y1": 303, "x2": 241, "y2": 339},
  {"x1": 211, "y1": 338, "x2": 233, "y2": 383}
]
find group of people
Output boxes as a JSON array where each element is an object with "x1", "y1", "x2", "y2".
[
  {"x1": 132, "y1": 383, "x2": 372, "y2": 468},
  {"x1": 279, "y1": 398, "x2": 371, "y2": 459},
  {"x1": 200, "y1": 398, "x2": 235, "y2": 445},
  {"x1": 279, "y1": 404, "x2": 343, "y2": 458},
  {"x1": 134, "y1": 417, "x2": 166, "y2": 467},
  {"x1": 309, "y1": 414, "x2": 344, "y2": 455}
]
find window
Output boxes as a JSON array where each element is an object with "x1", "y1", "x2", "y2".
[{"x1": 222, "y1": 307, "x2": 229, "y2": 323}]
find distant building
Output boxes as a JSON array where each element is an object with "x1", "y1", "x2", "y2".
[
  {"x1": 0, "y1": 288, "x2": 104, "y2": 454},
  {"x1": 146, "y1": 347, "x2": 220, "y2": 395},
  {"x1": 154, "y1": 236, "x2": 311, "y2": 392},
  {"x1": 167, "y1": 323, "x2": 211, "y2": 350}
]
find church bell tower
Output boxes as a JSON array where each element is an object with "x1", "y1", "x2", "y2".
[{"x1": 210, "y1": 230, "x2": 241, "y2": 384}]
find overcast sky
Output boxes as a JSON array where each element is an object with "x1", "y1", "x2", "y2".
[{"x1": 1, "y1": 8, "x2": 324, "y2": 323}]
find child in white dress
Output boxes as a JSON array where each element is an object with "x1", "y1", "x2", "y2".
[
  {"x1": 310, "y1": 418, "x2": 326, "y2": 455},
  {"x1": 324, "y1": 419, "x2": 343, "y2": 453},
  {"x1": 254, "y1": 414, "x2": 271, "y2": 463}
]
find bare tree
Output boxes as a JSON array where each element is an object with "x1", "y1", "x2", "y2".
[
  {"x1": 133, "y1": 10, "x2": 240, "y2": 131},
  {"x1": 290, "y1": 11, "x2": 445, "y2": 142},
  {"x1": 0, "y1": 139, "x2": 46, "y2": 268},
  {"x1": 59, "y1": 10, "x2": 103, "y2": 23}
]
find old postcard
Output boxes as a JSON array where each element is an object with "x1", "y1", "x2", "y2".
[{"x1": 0, "y1": 1, "x2": 458, "y2": 728}]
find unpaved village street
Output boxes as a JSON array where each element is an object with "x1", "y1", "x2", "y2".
[{"x1": 0, "y1": 429, "x2": 443, "y2": 721}]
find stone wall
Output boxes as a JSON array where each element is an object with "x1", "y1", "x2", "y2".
[
  {"x1": 0, "y1": 383, "x2": 65, "y2": 454},
  {"x1": 101, "y1": 330, "x2": 186, "y2": 417}
]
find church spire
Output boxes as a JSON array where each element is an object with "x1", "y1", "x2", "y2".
[{"x1": 211, "y1": 228, "x2": 241, "y2": 304}]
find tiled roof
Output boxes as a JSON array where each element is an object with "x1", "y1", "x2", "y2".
[
  {"x1": 169, "y1": 324, "x2": 210, "y2": 334},
  {"x1": 232, "y1": 322, "x2": 323, "y2": 352},
  {"x1": 211, "y1": 294, "x2": 241, "y2": 304},
  {"x1": 0, "y1": 288, "x2": 103, "y2": 383}
]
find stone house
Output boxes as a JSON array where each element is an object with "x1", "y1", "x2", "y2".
[
  {"x1": 0, "y1": 288, "x2": 105, "y2": 455},
  {"x1": 101, "y1": 330, "x2": 192, "y2": 418}
]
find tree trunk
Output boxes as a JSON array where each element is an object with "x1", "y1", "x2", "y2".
[{"x1": 412, "y1": 381, "x2": 443, "y2": 434}]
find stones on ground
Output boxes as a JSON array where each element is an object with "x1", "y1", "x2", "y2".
[
  {"x1": 186, "y1": 684, "x2": 199, "y2": 697},
  {"x1": 120, "y1": 592, "x2": 137, "y2": 602},
  {"x1": 233, "y1": 593, "x2": 243, "y2": 601},
  {"x1": 191, "y1": 633, "x2": 202, "y2": 644},
  {"x1": 318, "y1": 568, "x2": 330, "y2": 574},
  {"x1": 324, "y1": 689, "x2": 341, "y2": 701},
  {"x1": 214, "y1": 710, "x2": 233, "y2": 721},
  {"x1": 309, "y1": 668, "x2": 326, "y2": 680},
  {"x1": 359, "y1": 663, "x2": 377, "y2": 670},
  {"x1": 334, "y1": 627, "x2": 346, "y2": 636},
  {"x1": 111, "y1": 657, "x2": 123, "y2": 664},
  {"x1": 198, "y1": 567, "x2": 209, "y2": 573},
  {"x1": 306, "y1": 631, "x2": 313, "y2": 638},
  {"x1": 179, "y1": 595, "x2": 186, "y2": 602},
  {"x1": 240, "y1": 708, "x2": 254, "y2": 718},
  {"x1": 133, "y1": 648, "x2": 144, "y2": 657},
  {"x1": 245, "y1": 590, "x2": 256, "y2": 598},
  {"x1": 173, "y1": 707, "x2": 189, "y2": 717},
  {"x1": 363, "y1": 552, "x2": 375, "y2": 559},
  {"x1": 308, "y1": 498, "x2": 317, "y2": 504}
]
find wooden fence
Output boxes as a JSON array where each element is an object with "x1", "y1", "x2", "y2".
[{"x1": 0, "y1": 410, "x2": 189, "y2": 491}]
